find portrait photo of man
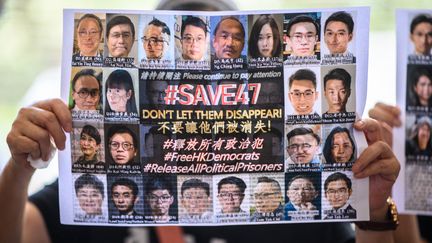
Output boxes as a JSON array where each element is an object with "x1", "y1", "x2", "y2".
[
  {"x1": 254, "y1": 80, "x2": 284, "y2": 106},
  {"x1": 105, "y1": 15, "x2": 136, "y2": 58},
  {"x1": 216, "y1": 176, "x2": 247, "y2": 214},
  {"x1": 253, "y1": 127, "x2": 284, "y2": 165},
  {"x1": 409, "y1": 14, "x2": 432, "y2": 56},
  {"x1": 284, "y1": 174, "x2": 320, "y2": 221},
  {"x1": 106, "y1": 125, "x2": 139, "y2": 166},
  {"x1": 286, "y1": 127, "x2": 321, "y2": 165},
  {"x1": 212, "y1": 16, "x2": 246, "y2": 60},
  {"x1": 74, "y1": 173, "x2": 107, "y2": 222},
  {"x1": 144, "y1": 175, "x2": 177, "y2": 222},
  {"x1": 141, "y1": 17, "x2": 171, "y2": 60},
  {"x1": 251, "y1": 176, "x2": 284, "y2": 222},
  {"x1": 142, "y1": 80, "x2": 169, "y2": 110},
  {"x1": 73, "y1": 13, "x2": 104, "y2": 59},
  {"x1": 179, "y1": 178, "x2": 213, "y2": 223},
  {"x1": 323, "y1": 172, "x2": 357, "y2": 219},
  {"x1": 176, "y1": 15, "x2": 209, "y2": 62},
  {"x1": 284, "y1": 14, "x2": 319, "y2": 57},
  {"x1": 322, "y1": 67, "x2": 354, "y2": 114},
  {"x1": 286, "y1": 68, "x2": 320, "y2": 116},
  {"x1": 110, "y1": 177, "x2": 143, "y2": 219},
  {"x1": 323, "y1": 11, "x2": 355, "y2": 58},
  {"x1": 141, "y1": 125, "x2": 171, "y2": 159},
  {"x1": 70, "y1": 68, "x2": 102, "y2": 112}
]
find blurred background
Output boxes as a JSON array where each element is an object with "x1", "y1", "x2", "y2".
[{"x1": 0, "y1": 0, "x2": 430, "y2": 193}]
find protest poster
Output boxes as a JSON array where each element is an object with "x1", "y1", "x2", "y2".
[
  {"x1": 394, "y1": 10, "x2": 432, "y2": 215},
  {"x1": 59, "y1": 7, "x2": 370, "y2": 225}
]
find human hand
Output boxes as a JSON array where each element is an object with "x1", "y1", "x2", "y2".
[
  {"x1": 368, "y1": 102, "x2": 401, "y2": 147},
  {"x1": 6, "y1": 99, "x2": 72, "y2": 172},
  {"x1": 352, "y1": 118, "x2": 400, "y2": 221}
]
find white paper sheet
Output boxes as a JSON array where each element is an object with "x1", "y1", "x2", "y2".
[
  {"x1": 59, "y1": 7, "x2": 370, "y2": 226},
  {"x1": 394, "y1": 9, "x2": 432, "y2": 215}
]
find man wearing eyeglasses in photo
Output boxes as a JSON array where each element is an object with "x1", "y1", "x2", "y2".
[
  {"x1": 179, "y1": 178, "x2": 213, "y2": 223},
  {"x1": 178, "y1": 16, "x2": 209, "y2": 61},
  {"x1": 286, "y1": 127, "x2": 321, "y2": 165},
  {"x1": 142, "y1": 18, "x2": 171, "y2": 60},
  {"x1": 144, "y1": 175, "x2": 177, "y2": 223},
  {"x1": 287, "y1": 68, "x2": 320, "y2": 116},
  {"x1": 106, "y1": 15, "x2": 135, "y2": 58},
  {"x1": 74, "y1": 173, "x2": 106, "y2": 222},
  {"x1": 216, "y1": 176, "x2": 246, "y2": 214},
  {"x1": 323, "y1": 172, "x2": 357, "y2": 220},
  {"x1": 106, "y1": 125, "x2": 139, "y2": 166},
  {"x1": 285, "y1": 15, "x2": 319, "y2": 57},
  {"x1": 251, "y1": 176, "x2": 284, "y2": 222},
  {"x1": 70, "y1": 68, "x2": 102, "y2": 112},
  {"x1": 73, "y1": 14, "x2": 103, "y2": 58}
]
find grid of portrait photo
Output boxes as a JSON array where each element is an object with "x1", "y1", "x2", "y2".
[
  {"x1": 400, "y1": 11, "x2": 432, "y2": 213},
  {"x1": 66, "y1": 9, "x2": 368, "y2": 225}
]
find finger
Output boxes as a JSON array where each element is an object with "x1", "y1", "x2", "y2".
[
  {"x1": 375, "y1": 102, "x2": 401, "y2": 117},
  {"x1": 352, "y1": 141, "x2": 395, "y2": 173},
  {"x1": 353, "y1": 158, "x2": 399, "y2": 181},
  {"x1": 20, "y1": 122, "x2": 52, "y2": 161},
  {"x1": 11, "y1": 113, "x2": 53, "y2": 161},
  {"x1": 7, "y1": 132, "x2": 41, "y2": 162},
  {"x1": 23, "y1": 106, "x2": 66, "y2": 150},
  {"x1": 368, "y1": 103, "x2": 401, "y2": 127},
  {"x1": 353, "y1": 118, "x2": 382, "y2": 144},
  {"x1": 34, "y1": 99, "x2": 72, "y2": 133},
  {"x1": 380, "y1": 121, "x2": 393, "y2": 146}
]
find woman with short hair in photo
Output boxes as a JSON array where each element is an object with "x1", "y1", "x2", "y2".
[
  {"x1": 75, "y1": 124, "x2": 104, "y2": 166},
  {"x1": 406, "y1": 116, "x2": 432, "y2": 156}
]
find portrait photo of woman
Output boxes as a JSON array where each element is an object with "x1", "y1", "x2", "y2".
[
  {"x1": 248, "y1": 14, "x2": 282, "y2": 58},
  {"x1": 407, "y1": 65, "x2": 432, "y2": 109},
  {"x1": 104, "y1": 69, "x2": 138, "y2": 116}
]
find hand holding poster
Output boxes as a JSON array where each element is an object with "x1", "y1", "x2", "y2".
[{"x1": 59, "y1": 7, "x2": 370, "y2": 226}]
